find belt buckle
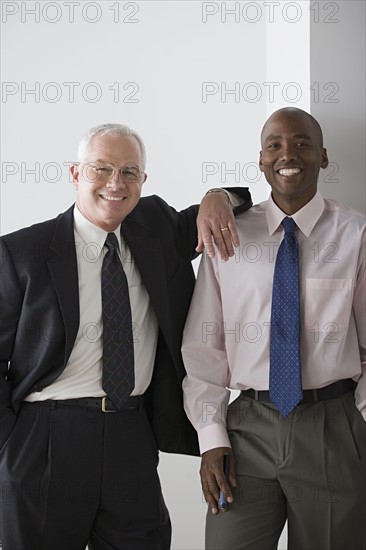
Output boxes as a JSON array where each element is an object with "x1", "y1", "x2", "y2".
[{"x1": 101, "y1": 396, "x2": 117, "y2": 413}]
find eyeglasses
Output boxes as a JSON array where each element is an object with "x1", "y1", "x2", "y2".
[{"x1": 81, "y1": 163, "x2": 144, "y2": 184}]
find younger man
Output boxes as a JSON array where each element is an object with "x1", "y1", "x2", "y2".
[{"x1": 182, "y1": 108, "x2": 365, "y2": 549}]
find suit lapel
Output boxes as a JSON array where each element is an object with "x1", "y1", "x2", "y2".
[
  {"x1": 47, "y1": 205, "x2": 80, "y2": 365},
  {"x1": 45, "y1": 205, "x2": 174, "y2": 366}
]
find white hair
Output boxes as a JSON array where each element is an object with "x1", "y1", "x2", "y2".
[{"x1": 77, "y1": 123, "x2": 146, "y2": 169}]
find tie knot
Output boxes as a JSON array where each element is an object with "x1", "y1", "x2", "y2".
[
  {"x1": 105, "y1": 232, "x2": 119, "y2": 252},
  {"x1": 282, "y1": 217, "x2": 296, "y2": 235}
]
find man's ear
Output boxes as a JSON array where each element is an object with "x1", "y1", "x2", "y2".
[
  {"x1": 70, "y1": 164, "x2": 79, "y2": 189},
  {"x1": 259, "y1": 151, "x2": 264, "y2": 172},
  {"x1": 320, "y1": 148, "x2": 329, "y2": 169}
]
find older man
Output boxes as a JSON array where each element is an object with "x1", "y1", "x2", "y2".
[{"x1": 0, "y1": 123, "x2": 252, "y2": 550}]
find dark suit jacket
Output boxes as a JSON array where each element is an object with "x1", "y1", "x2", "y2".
[{"x1": 0, "y1": 191, "x2": 252, "y2": 455}]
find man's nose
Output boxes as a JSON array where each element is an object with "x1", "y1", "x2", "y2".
[
  {"x1": 107, "y1": 169, "x2": 126, "y2": 187},
  {"x1": 280, "y1": 143, "x2": 298, "y2": 161}
]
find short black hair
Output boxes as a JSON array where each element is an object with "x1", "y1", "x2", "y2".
[{"x1": 261, "y1": 107, "x2": 324, "y2": 147}]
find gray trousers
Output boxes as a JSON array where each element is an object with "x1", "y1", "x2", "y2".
[{"x1": 206, "y1": 391, "x2": 366, "y2": 550}]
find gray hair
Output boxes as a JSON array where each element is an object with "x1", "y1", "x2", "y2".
[{"x1": 77, "y1": 123, "x2": 146, "y2": 169}]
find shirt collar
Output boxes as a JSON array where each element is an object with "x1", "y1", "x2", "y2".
[
  {"x1": 266, "y1": 191, "x2": 325, "y2": 237},
  {"x1": 73, "y1": 205, "x2": 122, "y2": 260}
]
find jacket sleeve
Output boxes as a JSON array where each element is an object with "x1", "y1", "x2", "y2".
[
  {"x1": 0, "y1": 238, "x2": 22, "y2": 446},
  {"x1": 0, "y1": 238, "x2": 23, "y2": 407},
  {"x1": 152, "y1": 187, "x2": 252, "y2": 261}
]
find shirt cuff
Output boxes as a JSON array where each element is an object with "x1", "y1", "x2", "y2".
[
  {"x1": 198, "y1": 423, "x2": 232, "y2": 455},
  {"x1": 225, "y1": 190, "x2": 241, "y2": 208},
  {"x1": 358, "y1": 405, "x2": 366, "y2": 421},
  {"x1": 205, "y1": 188, "x2": 241, "y2": 208}
]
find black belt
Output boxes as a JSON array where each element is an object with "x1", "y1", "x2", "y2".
[
  {"x1": 241, "y1": 379, "x2": 355, "y2": 404},
  {"x1": 24, "y1": 396, "x2": 143, "y2": 413}
]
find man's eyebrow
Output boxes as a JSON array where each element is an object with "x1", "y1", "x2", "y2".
[
  {"x1": 264, "y1": 133, "x2": 311, "y2": 141},
  {"x1": 264, "y1": 134, "x2": 281, "y2": 142},
  {"x1": 293, "y1": 133, "x2": 311, "y2": 140}
]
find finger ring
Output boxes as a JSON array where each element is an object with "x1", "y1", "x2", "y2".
[{"x1": 220, "y1": 227, "x2": 229, "y2": 232}]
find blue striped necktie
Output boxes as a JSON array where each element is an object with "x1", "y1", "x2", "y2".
[
  {"x1": 102, "y1": 232, "x2": 135, "y2": 409},
  {"x1": 269, "y1": 217, "x2": 303, "y2": 416}
]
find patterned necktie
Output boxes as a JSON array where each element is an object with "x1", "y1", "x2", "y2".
[
  {"x1": 269, "y1": 217, "x2": 302, "y2": 416},
  {"x1": 102, "y1": 232, "x2": 135, "y2": 409}
]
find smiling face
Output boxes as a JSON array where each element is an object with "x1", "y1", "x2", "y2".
[
  {"x1": 70, "y1": 134, "x2": 147, "y2": 231},
  {"x1": 259, "y1": 109, "x2": 329, "y2": 214}
]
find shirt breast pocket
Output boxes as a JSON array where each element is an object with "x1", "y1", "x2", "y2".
[{"x1": 304, "y1": 278, "x2": 353, "y2": 334}]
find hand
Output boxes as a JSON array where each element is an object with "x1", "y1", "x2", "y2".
[
  {"x1": 196, "y1": 192, "x2": 239, "y2": 261},
  {"x1": 200, "y1": 446, "x2": 237, "y2": 515}
]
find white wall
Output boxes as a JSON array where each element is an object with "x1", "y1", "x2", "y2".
[
  {"x1": 1, "y1": 2, "x2": 364, "y2": 549},
  {"x1": 311, "y1": 0, "x2": 365, "y2": 212}
]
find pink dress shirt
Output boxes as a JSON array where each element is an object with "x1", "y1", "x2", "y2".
[{"x1": 182, "y1": 192, "x2": 366, "y2": 454}]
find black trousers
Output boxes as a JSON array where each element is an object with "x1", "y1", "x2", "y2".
[{"x1": 0, "y1": 400, "x2": 171, "y2": 550}]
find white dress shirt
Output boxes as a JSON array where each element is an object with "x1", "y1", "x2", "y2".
[
  {"x1": 182, "y1": 192, "x2": 366, "y2": 454},
  {"x1": 26, "y1": 205, "x2": 158, "y2": 401}
]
